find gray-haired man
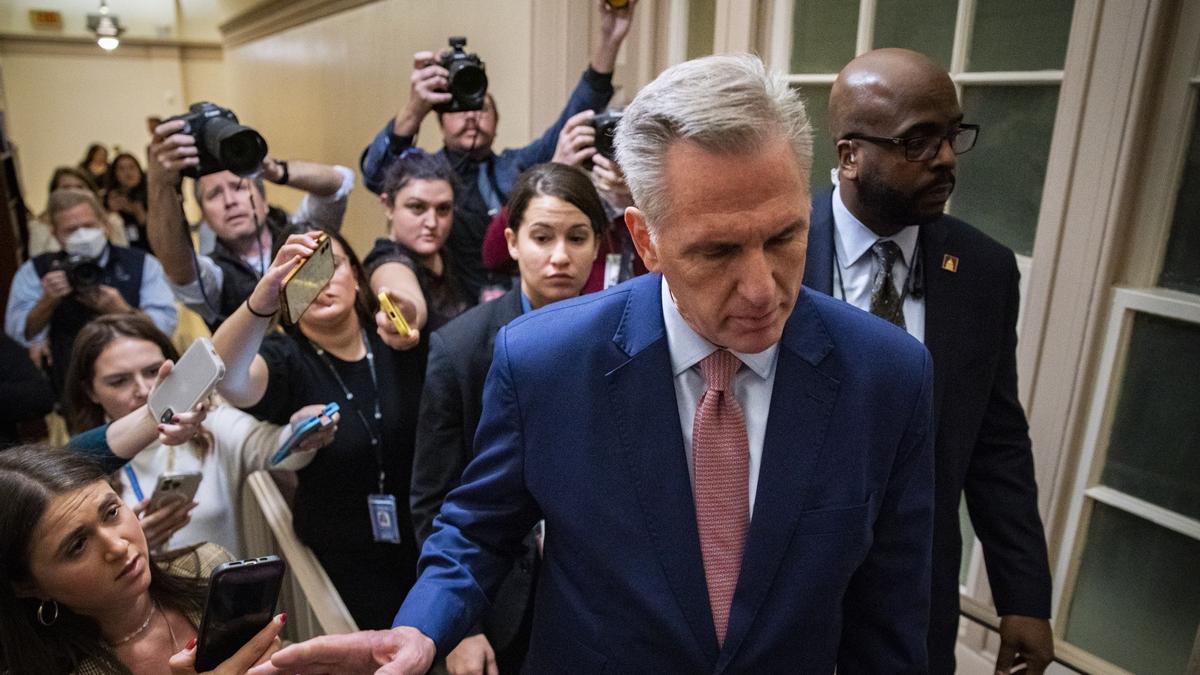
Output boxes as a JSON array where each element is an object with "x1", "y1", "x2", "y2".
[{"x1": 252, "y1": 53, "x2": 934, "y2": 675}]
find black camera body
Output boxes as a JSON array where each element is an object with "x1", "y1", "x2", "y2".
[
  {"x1": 61, "y1": 255, "x2": 104, "y2": 290},
  {"x1": 590, "y1": 111, "x2": 623, "y2": 162},
  {"x1": 435, "y1": 37, "x2": 488, "y2": 114},
  {"x1": 168, "y1": 102, "x2": 268, "y2": 178}
]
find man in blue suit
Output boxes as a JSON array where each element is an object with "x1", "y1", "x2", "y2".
[{"x1": 260, "y1": 54, "x2": 935, "y2": 675}]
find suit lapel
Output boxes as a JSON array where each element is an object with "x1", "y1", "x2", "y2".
[
  {"x1": 605, "y1": 275, "x2": 720, "y2": 663},
  {"x1": 716, "y1": 290, "x2": 839, "y2": 671},
  {"x1": 804, "y1": 189, "x2": 836, "y2": 295}
]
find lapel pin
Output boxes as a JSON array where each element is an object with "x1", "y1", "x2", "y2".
[{"x1": 941, "y1": 254, "x2": 959, "y2": 273}]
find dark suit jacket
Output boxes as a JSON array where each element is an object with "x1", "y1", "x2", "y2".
[
  {"x1": 804, "y1": 189, "x2": 1052, "y2": 673},
  {"x1": 410, "y1": 288, "x2": 535, "y2": 654},
  {"x1": 396, "y1": 273, "x2": 936, "y2": 673}
]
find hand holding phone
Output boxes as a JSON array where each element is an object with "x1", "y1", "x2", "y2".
[
  {"x1": 378, "y1": 290, "x2": 412, "y2": 337},
  {"x1": 271, "y1": 402, "x2": 340, "y2": 466},
  {"x1": 148, "y1": 337, "x2": 224, "y2": 425},
  {"x1": 194, "y1": 556, "x2": 286, "y2": 671},
  {"x1": 147, "y1": 471, "x2": 202, "y2": 513},
  {"x1": 280, "y1": 232, "x2": 334, "y2": 324}
]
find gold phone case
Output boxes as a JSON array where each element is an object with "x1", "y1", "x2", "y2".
[
  {"x1": 280, "y1": 233, "x2": 334, "y2": 325},
  {"x1": 377, "y1": 291, "x2": 411, "y2": 337}
]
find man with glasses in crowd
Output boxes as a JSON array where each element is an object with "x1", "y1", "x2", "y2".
[{"x1": 803, "y1": 47, "x2": 1055, "y2": 675}]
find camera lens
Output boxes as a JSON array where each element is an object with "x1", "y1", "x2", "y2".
[
  {"x1": 448, "y1": 62, "x2": 488, "y2": 109},
  {"x1": 216, "y1": 128, "x2": 269, "y2": 178}
]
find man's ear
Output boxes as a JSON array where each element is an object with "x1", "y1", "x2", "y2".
[
  {"x1": 625, "y1": 207, "x2": 660, "y2": 272},
  {"x1": 836, "y1": 139, "x2": 859, "y2": 182}
]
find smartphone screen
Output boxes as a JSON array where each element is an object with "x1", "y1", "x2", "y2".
[{"x1": 194, "y1": 556, "x2": 285, "y2": 671}]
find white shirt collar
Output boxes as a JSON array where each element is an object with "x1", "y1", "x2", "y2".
[
  {"x1": 660, "y1": 277, "x2": 778, "y2": 380},
  {"x1": 831, "y1": 183, "x2": 919, "y2": 269}
]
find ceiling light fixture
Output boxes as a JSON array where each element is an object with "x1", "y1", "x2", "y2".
[{"x1": 87, "y1": 1, "x2": 124, "y2": 52}]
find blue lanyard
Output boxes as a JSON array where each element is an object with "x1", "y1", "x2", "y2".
[{"x1": 125, "y1": 465, "x2": 145, "y2": 502}]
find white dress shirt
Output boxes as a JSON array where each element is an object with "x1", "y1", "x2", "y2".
[
  {"x1": 831, "y1": 184, "x2": 926, "y2": 343},
  {"x1": 661, "y1": 278, "x2": 780, "y2": 516}
]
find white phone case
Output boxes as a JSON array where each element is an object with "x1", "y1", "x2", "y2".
[
  {"x1": 147, "y1": 337, "x2": 225, "y2": 424},
  {"x1": 148, "y1": 471, "x2": 203, "y2": 511}
]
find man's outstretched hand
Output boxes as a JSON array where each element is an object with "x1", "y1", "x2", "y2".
[{"x1": 247, "y1": 627, "x2": 436, "y2": 675}]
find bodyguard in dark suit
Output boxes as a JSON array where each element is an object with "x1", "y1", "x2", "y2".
[
  {"x1": 803, "y1": 48, "x2": 1054, "y2": 674},
  {"x1": 264, "y1": 53, "x2": 935, "y2": 675},
  {"x1": 410, "y1": 163, "x2": 609, "y2": 674}
]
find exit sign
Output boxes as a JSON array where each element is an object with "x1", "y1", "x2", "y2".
[{"x1": 29, "y1": 10, "x2": 64, "y2": 30}]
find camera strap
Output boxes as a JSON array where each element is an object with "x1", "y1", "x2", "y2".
[{"x1": 477, "y1": 158, "x2": 503, "y2": 217}]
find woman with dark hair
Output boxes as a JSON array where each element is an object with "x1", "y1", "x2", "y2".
[
  {"x1": 105, "y1": 153, "x2": 151, "y2": 252},
  {"x1": 79, "y1": 143, "x2": 110, "y2": 191},
  {"x1": 365, "y1": 148, "x2": 470, "y2": 350},
  {"x1": 409, "y1": 162, "x2": 603, "y2": 675},
  {"x1": 63, "y1": 314, "x2": 338, "y2": 555},
  {"x1": 0, "y1": 445, "x2": 284, "y2": 674},
  {"x1": 27, "y1": 166, "x2": 129, "y2": 256},
  {"x1": 211, "y1": 226, "x2": 425, "y2": 630}
]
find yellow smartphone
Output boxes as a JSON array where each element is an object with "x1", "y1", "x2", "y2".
[{"x1": 377, "y1": 291, "x2": 412, "y2": 337}]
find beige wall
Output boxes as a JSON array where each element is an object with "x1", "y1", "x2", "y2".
[
  {"x1": 220, "y1": 0, "x2": 548, "y2": 256},
  {"x1": 0, "y1": 40, "x2": 226, "y2": 213}
]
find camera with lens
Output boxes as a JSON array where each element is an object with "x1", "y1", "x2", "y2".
[
  {"x1": 61, "y1": 255, "x2": 104, "y2": 290},
  {"x1": 435, "y1": 37, "x2": 488, "y2": 114},
  {"x1": 590, "y1": 111, "x2": 623, "y2": 162},
  {"x1": 168, "y1": 102, "x2": 268, "y2": 178}
]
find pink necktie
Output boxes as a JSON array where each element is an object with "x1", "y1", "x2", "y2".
[{"x1": 693, "y1": 349, "x2": 749, "y2": 646}]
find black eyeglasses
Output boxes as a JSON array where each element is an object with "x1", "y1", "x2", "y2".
[{"x1": 842, "y1": 123, "x2": 980, "y2": 162}]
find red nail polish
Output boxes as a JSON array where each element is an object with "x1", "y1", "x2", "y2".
[
  {"x1": 186, "y1": 637, "x2": 196, "y2": 650},
  {"x1": 279, "y1": 611, "x2": 288, "y2": 624}
]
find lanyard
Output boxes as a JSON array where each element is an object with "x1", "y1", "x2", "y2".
[{"x1": 308, "y1": 331, "x2": 387, "y2": 494}]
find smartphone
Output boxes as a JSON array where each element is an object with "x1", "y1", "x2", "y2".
[
  {"x1": 280, "y1": 233, "x2": 334, "y2": 325},
  {"x1": 270, "y1": 402, "x2": 339, "y2": 466},
  {"x1": 147, "y1": 471, "x2": 202, "y2": 513},
  {"x1": 194, "y1": 555, "x2": 286, "y2": 671},
  {"x1": 147, "y1": 337, "x2": 225, "y2": 424},
  {"x1": 377, "y1": 291, "x2": 411, "y2": 337}
]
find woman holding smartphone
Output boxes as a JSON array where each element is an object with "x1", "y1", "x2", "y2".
[
  {"x1": 63, "y1": 314, "x2": 338, "y2": 555},
  {"x1": 210, "y1": 226, "x2": 424, "y2": 630},
  {"x1": 0, "y1": 445, "x2": 284, "y2": 675}
]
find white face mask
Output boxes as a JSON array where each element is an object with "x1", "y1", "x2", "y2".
[{"x1": 64, "y1": 227, "x2": 108, "y2": 259}]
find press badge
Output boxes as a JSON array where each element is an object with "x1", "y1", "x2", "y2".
[{"x1": 368, "y1": 494, "x2": 401, "y2": 544}]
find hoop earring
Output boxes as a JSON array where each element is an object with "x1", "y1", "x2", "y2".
[{"x1": 37, "y1": 599, "x2": 59, "y2": 626}]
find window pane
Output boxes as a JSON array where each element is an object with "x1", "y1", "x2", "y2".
[
  {"x1": 1159, "y1": 100, "x2": 1200, "y2": 293},
  {"x1": 796, "y1": 85, "x2": 837, "y2": 194},
  {"x1": 790, "y1": 0, "x2": 858, "y2": 73},
  {"x1": 1065, "y1": 502, "x2": 1200, "y2": 674},
  {"x1": 952, "y1": 85, "x2": 1059, "y2": 256},
  {"x1": 873, "y1": 0, "x2": 957, "y2": 69},
  {"x1": 968, "y1": 0, "x2": 1074, "y2": 71},
  {"x1": 686, "y1": 0, "x2": 716, "y2": 60},
  {"x1": 1100, "y1": 313, "x2": 1200, "y2": 519}
]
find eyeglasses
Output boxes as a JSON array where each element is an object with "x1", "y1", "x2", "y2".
[{"x1": 842, "y1": 123, "x2": 980, "y2": 162}]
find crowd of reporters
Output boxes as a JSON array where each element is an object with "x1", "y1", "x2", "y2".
[{"x1": 1, "y1": 1, "x2": 641, "y2": 673}]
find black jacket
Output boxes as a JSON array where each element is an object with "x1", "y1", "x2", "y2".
[{"x1": 803, "y1": 189, "x2": 1052, "y2": 675}]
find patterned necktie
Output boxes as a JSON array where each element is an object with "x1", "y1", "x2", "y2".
[
  {"x1": 869, "y1": 239, "x2": 906, "y2": 329},
  {"x1": 692, "y1": 349, "x2": 749, "y2": 646}
]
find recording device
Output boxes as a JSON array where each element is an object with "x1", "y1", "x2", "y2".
[
  {"x1": 168, "y1": 102, "x2": 268, "y2": 178},
  {"x1": 280, "y1": 232, "x2": 335, "y2": 324},
  {"x1": 60, "y1": 255, "x2": 104, "y2": 289},
  {"x1": 377, "y1": 291, "x2": 411, "y2": 337},
  {"x1": 435, "y1": 37, "x2": 488, "y2": 114},
  {"x1": 194, "y1": 556, "x2": 286, "y2": 671},
  {"x1": 147, "y1": 337, "x2": 225, "y2": 425},
  {"x1": 147, "y1": 471, "x2": 202, "y2": 513},
  {"x1": 271, "y1": 402, "x2": 339, "y2": 466},
  {"x1": 590, "y1": 111, "x2": 623, "y2": 162}
]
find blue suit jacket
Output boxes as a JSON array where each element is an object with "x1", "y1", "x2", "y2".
[{"x1": 396, "y1": 273, "x2": 935, "y2": 673}]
